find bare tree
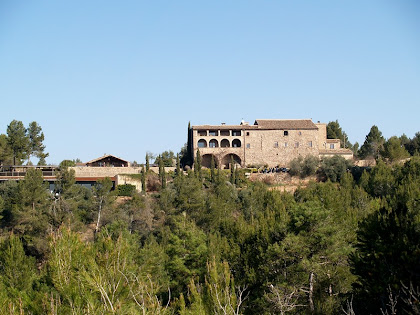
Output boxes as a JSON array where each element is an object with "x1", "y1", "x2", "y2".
[
  {"x1": 342, "y1": 295, "x2": 355, "y2": 315},
  {"x1": 266, "y1": 284, "x2": 306, "y2": 315},
  {"x1": 380, "y1": 286, "x2": 398, "y2": 315},
  {"x1": 401, "y1": 282, "x2": 420, "y2": 314}
]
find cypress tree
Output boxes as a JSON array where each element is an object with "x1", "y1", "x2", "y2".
[
  {"x1": 162, "y1": 167, "x2": 166, "y2": 189},
  {"x1": 210, "y1": 155, "x2": 215, "y2": 183},
  {"x1": 158, "y1": 156, "x2": 166, "y2": 189},
  {"x1": 194, "y1": 149, "x2": 202, "y2": 180},
  {"x1": 187, "y1": 122, "x2": 192, "y2": 166},
  {"x1": 141, "y1": 164, "x2": 146, "y2": 193},
  {"x1": 145, "y1": 153, "x2": 150, "y2": 172},
  {"x1": 230, "y1": 156, "x2": 235, "y2": 185},
  {"x1": 176, "y1": 153, "x2": 181, "y2": 177},
  {"x1": 180, "y1": 121, "x2": 193, "y2": 167}
]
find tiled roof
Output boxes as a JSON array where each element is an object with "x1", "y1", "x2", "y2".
[
  {"x1": 254, "y1": 119, "x2": 318, "y2": 130},
  {"x1": 319, "y1": 149, "x2": 354, "y2": 155},
  {"x1": 192, "y1": 119, "x2": 319, "y2": 130},
  {"x1": 85, "y1": 154, "x2": 129, "y2": 164},
  {"x1": 192, "y1": 125, "x2": 257, "y2": 130}
]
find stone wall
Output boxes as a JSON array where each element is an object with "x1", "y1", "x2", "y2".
[
  {"x1": 192, "y1": 121, "x2": 353, "y2": 168},
  {"x1": 243, "y1": 129, "x2": 320, "y2": 167},
  {"x1": 115, "y1": 175, "x2": 142, "y2": 192},
  {"x1": 315, "y1": 123, "x2": 327, "y2": 149},
  {"x1": 69, "y1": 166, "x2": 141, "y2": 178}
]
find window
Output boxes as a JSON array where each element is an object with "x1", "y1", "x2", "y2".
[
  {"x1": 330, "y1": 143, "x2": 335, "y2": 149},
  {"x1": 198, "y1": 130, "x2": 207, "y2": 136},
  {"x1": 198, "y1": 139, "x2": 207, "y2": 148},
  {"x1": 232, "y1": 139, "x2": 242, "y2": 147},
  {"x1": 299, "y1": 131, "x2": 302, "y2": 135},
  {"x1": 284, "y1": 142, "x2": 288, "y2": 147},
  {"x1": 209, "y1": 139, "x2": 219, "y2": 148},
  {"x1": 274, "y1": 141, "x2": 278, "y2": 148},
  {"x1": 232, "y1": 130, "x2": 241, "y2": 136},
  {"x1": 284, "y1": 131, "x2": 289, "y2": 136},
  {"x1": 220, "y1": 130, "x2": 230, "y2": 136},
  {"x1": 246, "y1": 132, "x2": 250, "y2": 136},
  {"x1": 221, "y1": 139, "x2": 230, "y2": 147},
  {"x1": 209, "y1": 130, "x2": 218, "y2": 136},
  {"x1": 308, "y1": 141, "x2": 312, "y2": 147},
  {"x1": 246, "y1": 143, "x2": 250, "y2": 149},
  {"x1": 295, "y1": 142, "x2": 299, "y2": 148}
]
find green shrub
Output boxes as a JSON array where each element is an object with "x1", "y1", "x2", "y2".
[
  {"x1": 302, "y1": 155, "x2": 319, "y2": 177},
  {"x1": 289, "y1": 155, "x2": 319, "y2": 178},
  {"x1": 320, "y1": 156, "x2": 351, "y2": 182},
  {"x1": 117, "y1": 184, "x2": 136, "y2": 196}
]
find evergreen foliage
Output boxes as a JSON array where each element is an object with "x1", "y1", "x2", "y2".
[
  {"x1": 358, "y1": 125, "x2": 385, "y2": 159},
  {"x1": 194, "y1": 149, "x2": 202, "y2": 180},
  {"x1": 327, "y1": 120, "x2": 352, "y2": 149},
  {"x1": 141, "y1": 164, "x2": 146, "y2": 192},
  {"x1": 145, "y1": 153, "x2": 150, "y2": 172},
  {"x1": 0, "y1": 121, "x2": 419, "y2": 313}
]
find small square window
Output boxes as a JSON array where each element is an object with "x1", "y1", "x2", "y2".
[
  {"x1": 330, "y1": 143, "x2": 335, "y2": 149},
  {"x1": 274, "y1": 141, "x2": 278, "y2": 148},
  {"x1": 284, "y1": 142, "x2": 288, "y2": 147},
  {"x1": 246, "y1": 143, "x2": 250, "y2": 149},
  {"x1": 284, "y1": 131, "x2": 289, "y2": 136},
  {"x1": 246, "y1": 132, "x2": 250, "y2": 136}
]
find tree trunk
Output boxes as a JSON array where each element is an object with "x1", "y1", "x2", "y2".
[
  {"x1": 309, "y1": 272, "x2": 314, "y2": 312},
  {"x1": 95, "y1": 197, "x2": 103, "y2": 233}
]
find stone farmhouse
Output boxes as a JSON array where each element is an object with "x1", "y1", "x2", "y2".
[{"x1": 190, "y1": 119, "x2": 353, "y2": 168}]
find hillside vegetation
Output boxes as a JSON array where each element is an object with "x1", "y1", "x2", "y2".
[
  {"x1": 0, "y1": 157, "x2": 419, "y2": 314},
  {"x1": 1, "y1": 120, "x2": 420, "y2": 314}
]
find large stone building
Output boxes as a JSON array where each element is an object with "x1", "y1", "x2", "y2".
[{"x1": 190, "y1": 119, "x2": 353, "y2": 168}]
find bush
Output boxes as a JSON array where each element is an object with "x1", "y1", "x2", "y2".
[
  {"x1": 302, "y1": 155, "x2": 319, "y2": 177},
  {"x1": 289, "y1": 156, "x2": 303, "y2": 177},
  {"x1": 289, "y1": 155, "x2": 319, "y2": 178},
  {"x1": 117, "y1": 184, "x2": 136, "y2": 196},
  {"x1": 319, "y1": 156, "x2": 351, "y2": 182}
]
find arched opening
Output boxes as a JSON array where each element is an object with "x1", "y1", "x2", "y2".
[
  {"x1": 221, "y1": 139, "x2": 230, "y2": 148},
  {"x1": 232, "y1": 139, "x2": 241, "y2": 148},
  {"x1": 209, "y1": 139, "x2": 219, "y2": 148},
  {"x1": 221, "y1": 154, "x2": 241, "y2": 169},
  {"x1": 202, "y1": 154, "x2": 218, "y2": 168},
  {"x1": 198, "y1": 139, "x2": 207, "y2": 148}
]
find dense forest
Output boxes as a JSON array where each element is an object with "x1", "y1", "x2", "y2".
[{"x1": 0, "y1": 120, "x2": 420, "y2": 314}]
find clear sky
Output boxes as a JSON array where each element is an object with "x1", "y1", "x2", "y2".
[{"x1": 1, "y1": 0, "x2": 419, "y2": 164}]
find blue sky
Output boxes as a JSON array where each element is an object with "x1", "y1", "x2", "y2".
[{"x1": 1, "y1": 1, "x2": 419, "y2": 164}]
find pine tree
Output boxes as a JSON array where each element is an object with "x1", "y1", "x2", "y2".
[
  {"x1": 6, "y1": 120, "x2": 29, "y2": 165},
  {"x1": 358, "y1": 125, "x2": 385, "y2": 159},
  {"x1": 27, "y1": 121, "x2": 48, "y2": 164}
]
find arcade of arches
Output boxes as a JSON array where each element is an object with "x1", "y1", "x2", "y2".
[{"x1": 200, "y1": 153, "x2": 241, "y2": 169}]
